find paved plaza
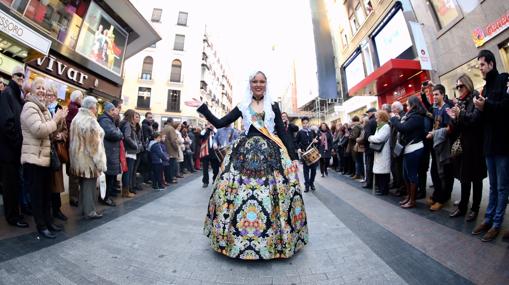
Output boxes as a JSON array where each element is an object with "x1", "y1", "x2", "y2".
[{"x1": 0, "y1": 172, "x2": 507, "y2": 285}]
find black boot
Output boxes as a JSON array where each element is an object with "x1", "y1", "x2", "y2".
[
  {"x1": 53, "y1": 209, "x2": 68, "y2": 221},
  {"x1": 38, "y1": 228, "x2": 56, "y2": 239}
]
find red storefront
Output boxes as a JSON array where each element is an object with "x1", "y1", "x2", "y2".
[{"x1": 348, "y1": 58, "x2": 432, "y2": 108}]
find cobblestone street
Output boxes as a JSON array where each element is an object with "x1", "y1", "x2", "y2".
[{"x1": 1, "y1": 170, "x2": 506, "y2": 284}]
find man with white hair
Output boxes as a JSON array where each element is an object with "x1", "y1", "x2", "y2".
[
  {"x1": 66, "y1": 90, "x2": 83, "y2": 207},
  {"x1": 0, "y1": 65, "x2": 29, "y2": 228},
  {"x1": 69, "y1": 96, "x2": 107, "y2": 219},
  {"x1": 390, "y1": 101, "x2": 405, "y2": 195}
]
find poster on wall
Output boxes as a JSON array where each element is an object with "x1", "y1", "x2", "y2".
[
  {"x1": 409, "y1": 21, "x2": 432, "y2": 70},
  {"x1": 75, "y1": 1, "x2": 128, "y2": 75}
]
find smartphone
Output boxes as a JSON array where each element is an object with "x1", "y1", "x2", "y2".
[{"x1": 422, "y1": 81, "x2": 429, "y2": 87}]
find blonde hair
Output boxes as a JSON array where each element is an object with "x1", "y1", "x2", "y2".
[
  {"x1": 457, "y1": 74, "x2": 474, "y2": 94},
  {"x1": 30, "y1": 77, "x2": 46, "y2": 94},
  {"x1": 45, "y1": 82, "x2": 58, "y2": 96}
]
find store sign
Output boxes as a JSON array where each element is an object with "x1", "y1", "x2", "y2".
[
  {"x1": 472, "y1": 10, "x2": 509, "y2": 47},
  {"x1": 410, "y1": 21, "x2": 432, "y2": 70},
  {"x1": 34, "y1": 55, "x2": 89, "y2": 85},
  {"x1": 0, "y1": 9, "x2": 51, "y2": 55}
]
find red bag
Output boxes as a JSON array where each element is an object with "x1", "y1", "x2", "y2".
[{"x1": 120, "y1": 140, "x2": 128, "y2": 173}]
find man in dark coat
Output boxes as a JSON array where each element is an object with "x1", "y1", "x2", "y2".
[
  {"x1": 140, "y1": 112, "x2": 154, "y2": 183},
  {"x1": 471, "y1": 50, "x2": 509, "y2": 242},
  {"x1": 199, "y1": 123, "x2": 219, "y2": 188},
  {"x1": 98, "y1": 102, "x2": 123, "y2": 206},
  {"x1": 295, "y1": 117, "x2": 318, "y2": 192},
  {"x1": 0, "y1": 66, "x2": 29, "y2": 228},
  {"x1": 362, "y1": 108, "x2": 377, "y2": 189}
]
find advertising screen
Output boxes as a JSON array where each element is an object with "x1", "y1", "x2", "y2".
[
  {"x1": 75, "y1": 1, "x2": 127, "y2": 75},
  {"x1": 374, "y1": 10, "x2": 413, "y2": 66}
]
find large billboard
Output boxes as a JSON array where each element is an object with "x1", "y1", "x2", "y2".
[{"x1": 75, "y1": 1, "x2": 127, "y2": 75}]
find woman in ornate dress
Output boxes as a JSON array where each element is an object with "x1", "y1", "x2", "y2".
[{"x1": 185, "y1": 71, "x2": 308, "y2": 260}]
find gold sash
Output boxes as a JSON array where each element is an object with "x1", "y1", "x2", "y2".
[{"x1": 251, "y1": 120, "x2": 288, "y2": 154}]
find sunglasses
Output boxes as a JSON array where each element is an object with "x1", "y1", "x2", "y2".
[
  {"x1": 455, "y1": 84, "x2": 465, "y2": 90},
  {"x1": 13, "y1": 73, "x2": 25, "y2": 78}
]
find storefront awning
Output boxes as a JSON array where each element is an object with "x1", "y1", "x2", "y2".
[{"x1": 348, "y1": 59, "x2": 422, "y2": 97}]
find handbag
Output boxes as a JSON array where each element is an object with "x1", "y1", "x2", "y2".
[
  {"x1": 50, "y1": 143, "x2": 61, "y2": 171},
  {"x1": 55, "y1": 141, "x2": 69, "y2": 163},
  {"x1": 119, "y1": 140, "x2": 128, "y2": 173},
  {"x1": 393, "y1": 141, "x2": 405, "y2": 157},
  {"x1": 451, "y1": 137, "x2": 463, "y2": 157}
]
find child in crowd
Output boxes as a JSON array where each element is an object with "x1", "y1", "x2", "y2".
[{"x1": 148, "y1": 132, "x2": 168, "y2": 191}]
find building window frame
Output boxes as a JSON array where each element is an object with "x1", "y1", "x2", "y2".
[
  {"x1": 141, "y1": 56, "x2": 153, "y2": 80},
  {"x1": 170, "y1": 59, "x2": 182, "y2": 82},
  {"x1": 427, "y1": 0, "x2": 464, "y2": 35},
  {"x1": 151, "y1": 8, "x2": 163, "y2": 22},
  {"x1": 177, "y1": 11, "x2": 188, "y2": 26},
  {"x1": 136, "y1": 87, "x2": 151, "y2": 110},
  {"x1": 173, "y1": 34, "x2": 185, "y2": 51},
  {"x1": 166, "y1": 89, "x2": 181, "y2": 112}
]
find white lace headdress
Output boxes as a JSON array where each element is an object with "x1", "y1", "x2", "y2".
[{"x1": 238, "y1": 70, "x2": 276, "y2": 134}]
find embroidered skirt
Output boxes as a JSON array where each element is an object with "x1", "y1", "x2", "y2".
[{"x1": 204, "y1": 135, "x2": 308, "y2": 260}]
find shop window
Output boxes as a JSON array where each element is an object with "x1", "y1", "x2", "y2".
[
  {"x1": 428, "y1": 0, "x2": 461, "y2": 30},
  {"x1": 170, "y1": 59, "x2": 182, "y2": 82},
  {"x1": 136, "y1": 87, "x2": 151, "y2": 109},
  {"x1": 11, "y1": 0, "x2": 28, "y2": 13},
  {"x1": 167, "y1": 89, "x2": 181, "y2": 112},
  {"x1": 23, "y1": 0, "x2": 90, "y2": 50},
  {"x1": 151, "y1": 8, "x2": 162, "y2": 22},
  {"x1": 141, "y1": 56, "x2": 153, "y2": 80},
  {"x1": 75, "y1": 1, "x2": 128, "y2": 75},
  {"x1": 177, "y1": 11, "x2": 188, "y2": 26},
  {"x1": 173, "y1": 34, "x2": 185, "y2": 51}
]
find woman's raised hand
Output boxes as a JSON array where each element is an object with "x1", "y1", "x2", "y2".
[{"x1": 184, "y1": 98, "x2": 203, "y2": 108}]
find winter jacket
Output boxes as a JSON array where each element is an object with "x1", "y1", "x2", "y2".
[
  {"x1": 162, "y1": 124, "x2": 179, "y2": 158},
  {"x1": 450, "y1": 91, "x2": 487, "y2": 182},
  {"x1": 120, "y1": 120, "x2": 142, "y2": 155},
  {"x1": 363, "y1": 115, "x2": 377, "y2": 154},
  {"x1": 98, "y1": 113, "x2": 123, "y2": 175},
  {"x1": 318, "y1": 130, "x2": 333, "y2": 158},
  {"x1": 69, "y1": 108, "x2": 107, "y2": 178},
  {"x1": 149, "y1": 140, "x2": 169, "y2": 164},
  {"x1": 390, "y1": 109, "x2": 425, "y2": 146},
  {"x1": 142, "y1": 119, "x2": 154, "y2": 146},
  {"x1": 0, "y1": 80, "x2": 24, "y2": 163},
  {"x1": 20, "y1": 95, "x2": 57, "y2": 167},
  {"x1": 66, "y1": 101, "x2": 80, "y2": 130},
  {"x1": 480, "y1": 69, "x2": 509, "y2": 156},
  {"x1": 368, "y1": 124, "x2": 391, "y2": 174}
]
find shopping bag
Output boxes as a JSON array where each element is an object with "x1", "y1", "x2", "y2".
[{"x1": 99, "y1": 173, "x2": 107, "y2": 199}]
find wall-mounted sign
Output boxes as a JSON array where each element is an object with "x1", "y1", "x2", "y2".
[
  {"x1": 27, "y1": 53, "x2": 121, "y2": 98},
  {"x1": 472, "y1": 10, "x2": 509, "y2": 48},
  {"x1": 410, "y1": 21, "x2": 432, "y2": 70},
  {"x1": 0, "y1": 9, "x2": 51, "y2": 55}
]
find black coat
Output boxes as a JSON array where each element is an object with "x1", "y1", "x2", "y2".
[
  {"x1": 481, "y1": 69, "x2": 509, "y2": 156},
  {"x1": 390, "y1": 109, "x2": 425, "y2": 145},
  {"x1": 141, "y1": 119, "x2": 154, "y2": 146},
  {"x1": 98, "y1": 113, "x2": 123, "y2": 175},
  {"x1": 0, "y1": 80, "x2": 24, "y2": 163},
  {"x1": 318, "y1": 130, "x2": 333, "y2": 158},
  {"x1": 451, "y1": 91, "x2": 486, "y2": 182},
  {"x1": 295, "y1": 128, "x2": 317, "y2": 152},
  {"x1": 363, "y1": 115, "x2": 377, "y2": 154}
]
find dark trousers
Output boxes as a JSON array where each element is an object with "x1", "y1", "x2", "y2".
[
  {"x1": 23, "y1": 163, "x2": 52, "y2": 230},
  {"x1": 133, "y1": 154, "x2": 142, "y2": 189},
  {"x1": 1, "y1": 162, "x2": 22, "y2": 223},
  {"x1": 391, "y1": 155, "x2": 404, "y2": 188},
  {"x1": 354, "y1": 152, "x2": 364, "y2": 177},
  {"x1": 151, "y1": 163, "x2": 163, "y2": 189},
  {"x1": 365, "y1": 152, "x2": 374, "y2": 187},
  {"x1": 122, "y1": 158, "x2": 136, "y2": 191},
  {"x1": 202, "y1": 155, "x2": 220, "y2": 184},
  {"x1": 51, "y1": 193, "x2": 61, "y2": 212},
  {"x1": 303, "y1": 162, "x2": 318, "y2": 187},
  {"x1": 141, "y1": 151, "x2": 152, "y2": 182},
  {"x1": 418, "y1": 147, "x2": 431, "y2": 193},
  {"x1": 459, "y1": 180, "x2": 483, "y2": 213},
  {"x1": 319, "y1": 157, "x2": 329, "y2": 175},
  {"x1": 376, "y1": 173, "x2": 390, "y2": 194},
  {"x1": 344, "y1": 154, "x2": 354, "y2": 174},
  {"x1": 431, "y1": 160, "x2": 454, "y2": 203},
  {"x1": 169, "y1": 158, "x2": 178, "y2": 181},
  {"x1": 105, "y1": 174, "x2": 116, "y2": 199}
]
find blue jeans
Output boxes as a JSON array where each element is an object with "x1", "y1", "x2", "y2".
[
  {"x1": 121, "y1": 158, "x2": 136, "y2": 191},
  {"x1": 483, "y1": 155, "x2": 509, "y2": 229},
  {"x1": 403, "y1": 148, "x2": 423, "y2": 184},
  {"x1": 354, "y1": 152, "x2": 364, "y2": 177}
]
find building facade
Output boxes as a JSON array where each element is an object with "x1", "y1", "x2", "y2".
[
  {"x1": 411, "y1": 0, "x2": 509, "y2": 97},
  {"x1": 0, "y1": 0, "x2": 159, "y2": 107},
  {"x1": 121, "y1": 1, "x2": 233, "y2": 127}
]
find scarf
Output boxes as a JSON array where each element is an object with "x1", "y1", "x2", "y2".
[
  {"x1": 320, "y1": 131, "x2": 328, "y2": 151},
  {"x1": 376, "y1": 122, "x2": 387, "y2": 130}
]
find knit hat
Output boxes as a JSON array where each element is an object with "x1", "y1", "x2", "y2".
[{"x1": 104, "y1": 102, "x2": 115, "y2": 112}]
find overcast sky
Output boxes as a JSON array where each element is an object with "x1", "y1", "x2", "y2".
[{"x1": 200, "y1": 0, "x2": 318, "y2": 107}]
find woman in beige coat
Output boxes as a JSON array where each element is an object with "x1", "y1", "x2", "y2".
[{"x1": 20, "y1": 77, "x2": 67, "y2": 239}]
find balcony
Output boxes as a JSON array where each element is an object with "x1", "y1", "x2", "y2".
[{"x1": 138, "y1": 73, "x2": 153, "y2": 84}]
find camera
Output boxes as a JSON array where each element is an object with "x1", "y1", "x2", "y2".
[{"x1": 422, "y1": 80, "x2": 429, "y2": 87}]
